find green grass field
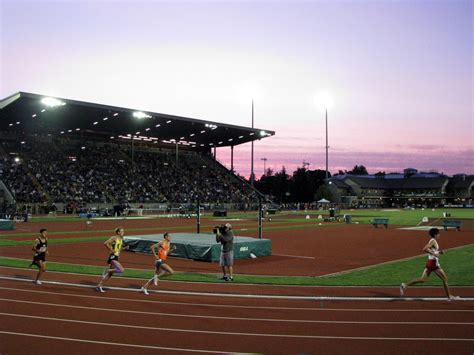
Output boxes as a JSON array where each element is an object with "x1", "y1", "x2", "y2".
[{"x1": 1, "y1": 244, "x2": 472, "y2": 286}]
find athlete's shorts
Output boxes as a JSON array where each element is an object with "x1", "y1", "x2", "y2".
[
  {"x1": 220, "y1": 251, "x2": 234, "y2": 267},
  {"x1": 107, "y1": 254, "x2": 119, "y2": 264},
  {"x1": 32, "y1": 253, "x2": 46, "y2": 266},
  {"x1": 155, "y1": 259, "x2": 165, "y2": 269},
  {"x1": 425, "y1": 259, "x2": 439, "y2": 274}
]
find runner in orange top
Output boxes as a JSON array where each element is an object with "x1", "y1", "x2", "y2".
[{"x1": 141, "y1": 232, "x2": 176, "y2": 295}]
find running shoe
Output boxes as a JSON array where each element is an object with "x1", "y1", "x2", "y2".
[
  {"x1": 399, "y1": 283, "x2": 406, "y2": 296},
  {"x1": 33, "y1": 280, "x2": 42, "y2": 285},
  {"x1": 220, "y1": 275, "x2": 228, "y2": 281},
  {"x1": 96, "y1": 286, "x2": 105, "y2": 293},
  {"x1": 448, "y1": 295, "x2": 460, "y2": 301},
  {"x1": 142, "y1": 287, "x2": 149, "y2": 296},
  {"x1": 153, "y1": 275, "x2": 158, "y2": 286}
]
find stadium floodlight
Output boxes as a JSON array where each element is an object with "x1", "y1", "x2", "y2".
[
  {"x1": 259, "y1": 130, "x2": 267, "y2": 137},
  {"x1": 166, "y1": 120, "x2": 172, "y2": 124},
  {"x1": 41, "y1": 97, "x2": 65, "y2": 107},
  {"x1": 14, "y1": 157, "x2": 20, "y2": 163},
  {"x1": 314, "y1": 91, "x2": 334, "y2": 183},
  {"x1": 133, "y1": 111, "x2": 151, "y2": 119},
  {"x1": 314, "y1": 91, "x2": 334, "y2": 112},
  {"x1": 32, "y1": 114, "x2": 37, "y2": 118}
]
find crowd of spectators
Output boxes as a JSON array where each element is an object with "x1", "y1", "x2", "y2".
[{"x1": 0, "y1": 138, "x2": 258, "y2": 205}]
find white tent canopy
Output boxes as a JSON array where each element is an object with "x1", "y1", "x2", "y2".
[{"x1": 317, "y1": 198, "x2": 330, "y2": 203}]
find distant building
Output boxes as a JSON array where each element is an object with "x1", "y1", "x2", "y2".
[{"x1": 328, "y1": 169, "x2": 473, "y2": 208}]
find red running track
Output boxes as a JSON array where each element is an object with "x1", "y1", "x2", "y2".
[{"x1": 0, "y1": 269, "x2": 473, "y2": 354}]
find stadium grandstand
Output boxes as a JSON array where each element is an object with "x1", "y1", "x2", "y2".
[
  {"x1": 0, "y1": 92, "x2": 275, "y2": 216},
  {"x1": 328, "y1": 168, "x2": 474, "y2": 208}
]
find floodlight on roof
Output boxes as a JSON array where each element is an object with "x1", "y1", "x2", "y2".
[
  {"x1": 14, "y1": 157, "x2": 20, "y2": 163},
  {"x1": 180, "y1": 136, "x2": 185, "y2": 140},
  {"x1": 190, "y1": 133, "x2": 195, "y2": 137},
  {"x1": 228, "y1": 138, "x2": 233, "y2": 142},
  {"x1": 155, "y1": 124, "x2": 161, "y2": 128},
  {"x1": 113, "y1": 113, "x2": 119, "y2": 116},
  {"x1": 41, "y1": 109, "x2": 46, "y2": 112},
  {"x1": 238, "y1": 135, "x2": 244, "y2": 139},
  {"x1": 249, "y1": 132, "x2": 254, "y2": 136},
  {"x1": 8, "y1": 123, "x2": 13, "y2": 126},
  {"x1": 133, "y1": 111, "x2": 151, "y2": 119},
  {"x1": 218, "y1": 141, "x2": 223, "y2": 145},
  {"x1": 16, "y1": 122, "x2": 20, "y2": 125},
  {"x1": 200, "y1": 130, "x2": 206, "y2": 134},
  {"x1": 259, "y1": 130, "x2": 267, "y2": 137},
  {"x1": 21, "y1": 141, "x2": 25, "y2": 144},
  {"x1": 93, "y1": 121, "x2": 98, "y2": 125},
  {"x1": 205, "y1": 123, "x2": 218, "y2": 129},
  {"x1": 68, "y1": 129, "x2": 72, "y2": 132},
  {"x1": 103, "y1": 117, "x2": 108, "y2": 121},
  {"x1": 32, "y1": 114, "x2": 37, "y2": 118},
  {"x1": 135, "y1": 131, "x2": 140, "y2": 135},
  {"x1": 60, "y1": 131, "x2": 64, "y2": 134},
  {"x1": 166, "y1": 120, "x2": 172, "y2": 123},
  {"x1": 41, "y1": 97, "x2": 65, "y2": 107},
  {"x1": 145, "y1": 128, "x2": 150, "y2": 131},
  {"x1": 76, "y1": 128, "x2": 80, "y2": 131}
]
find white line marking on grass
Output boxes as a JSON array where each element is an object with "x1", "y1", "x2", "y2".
[
  {"x1": 3, "y1": 265, "x2": 474, "y2": 289},
  {"x1": 1, "y1": 285, "x2": 473, "y2": 312},
  {"x1": 273, "y1": 254, "x2": 316, "y2": 260},
  {"x1": 1, "y1": 314, "x2": 473, "y2": 342},
  {"x1": 3, "y1": 275, "x2": 474, "y2": 301},
  {"x1": 0, "y1": 331, "x2": 223, "y2": 353},
  {"x1": 2, "y1": 298, "x2": 472, "y2": 325}
]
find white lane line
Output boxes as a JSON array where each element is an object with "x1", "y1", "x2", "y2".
[
  {"x1": 0, "y1": 331, "x2": 224, "y2": 353},
  {"x1": 3, "y1": 265, "x2": 474, "y2": 289},
  {"x1": 2, "y1": 298, "x2": 471, "y2": 325},
  {"x1": 1, "y1": 275, "x2": 473, "y2": 301},
  {"x1": 1, "y1": 285, "x2": 473, "y2": 313},
  {"x1": 1, "y1": 313, "x2": 473, "y2": 342},
  {"x1": 273, "y1": 254, "x2": 316, "y2": 260}
]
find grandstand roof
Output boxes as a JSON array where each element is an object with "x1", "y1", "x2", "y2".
[{"x1": 0, "y1": 92, "x2": 275, "y2": 148}]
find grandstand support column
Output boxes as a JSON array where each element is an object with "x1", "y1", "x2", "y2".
[
  {"x1": 213, "y1": 146, "x2": 216, "y2": 169},
  {"x1": 175, "y1": 142, "x2": 179, "y2": 166},
  {"x1": 258, "y1": 196, "x2": 263, "y2": 239},
  {"x1": 197, "y1": 199, "x2": 201, "y2": 234},
  {"x1": 231, "y1": 145, "x2": 234, "y2": 173},
  {"x1": 131, "y1": 135, "x2": 135, "y2": 170}
]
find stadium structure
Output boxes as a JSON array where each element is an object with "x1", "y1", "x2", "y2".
[
  {"x1": 328, "y1": 168, "x2": 474, "y2": 208},
  {"x1": 0, "y1": 92, "x2": 275, "y2": 215}
]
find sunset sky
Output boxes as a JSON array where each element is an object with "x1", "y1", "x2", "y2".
[{"x1": 1, "y1": 0, "x2": 472, "y2": 177}]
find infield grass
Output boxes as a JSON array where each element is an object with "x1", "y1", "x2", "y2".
[{"x1": 1, "y1": 244, "x2": 472, "y2": 286}]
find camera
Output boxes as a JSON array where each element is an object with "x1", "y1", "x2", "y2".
[{"x1": 213, "y1": 225, "x2": 226, "y2": 234}]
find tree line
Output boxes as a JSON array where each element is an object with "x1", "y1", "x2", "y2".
[{"x1": 252, "y1": 164, "x2": 369, "y2": 203}]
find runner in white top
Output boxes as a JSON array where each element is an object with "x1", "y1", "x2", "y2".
[{"x1": 400, "y1": 228, "x2": 458, "y2": 300}]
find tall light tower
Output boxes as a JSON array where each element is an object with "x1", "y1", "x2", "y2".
[
  {"x1": 251, "y1": 99, "x2": 255, "y2": 186},
  {"x1": 316, "y1": 92, "x2": 334, "y2": 184},
  {"x1": 261, "y1": 157, "x2": 268, "y2": 175}
]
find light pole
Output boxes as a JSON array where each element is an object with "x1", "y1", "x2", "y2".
[
  {"x1": 316, "y1": 92, "x2": 334, "y2": 184},
  {"x1": 251, "y1": 99, "x2": 255, "y2": 186},
  {"x1": 325, "y1": 108, "x2": 328, "y2": 182},
  {"x1": 261, "y1": 157, "x2": 267, "y2": 175}
]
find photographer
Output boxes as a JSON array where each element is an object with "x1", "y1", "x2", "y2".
[{"x1": 215, "y1": 223, "x2": 234, "y2": 281}]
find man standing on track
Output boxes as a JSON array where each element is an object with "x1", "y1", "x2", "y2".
[
  {"x1": 400, "y1": 228, "x2": 458, "y2": 300},
  {"x1": 30, "y1": 228, "x2": 48, "y2": 285},
  {"x1": 96, "y1": 227, "x2": 127, "y2": 293},
  {"x1": 215, "y1": 223, "x2": 234, "y2": 281},
  {"x1": 141, "y1": 232, "x2": 176, "y2": 295}
]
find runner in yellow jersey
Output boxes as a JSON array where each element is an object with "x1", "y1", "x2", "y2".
[{"x1": 96, "y1": 227, "x2": 127, "y2": 293}]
